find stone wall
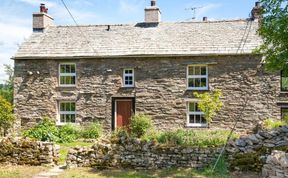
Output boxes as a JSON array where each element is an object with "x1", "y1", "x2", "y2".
[
  {"x1": 14, "y1": 55, "x2": 281, "y2": 132},
  {"x1": 262, "y1": 150, "x2": 288, "y2": 178},
  {"x1": 66, "y1": 137, "x2": 220, "y2": 169},
  {"x1": 226, "y1": 126, "x2": 288, "y2": 171},
  {"x1": 0, "y1": 137, "x2": 59, "y2": 166}
]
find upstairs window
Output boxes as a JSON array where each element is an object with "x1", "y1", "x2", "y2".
[
  {"x1": 187, "y1": 102, "x2": 207, "y2": 127},
  {"x1": 59, "y1": 102, "x2": 76, "y2": 123},
  {"x1": 187, "y1": 65, "x2": 208, "y2": 90},
  {"x1": 59, "y1": 64, "x2": 76, "y2": 86},
  {"x1": 123, "y1": 69, "x2": 134, "y2": 87},
  {"x1": 281, "y1": 70, "x2": 288, "y2": 91}
]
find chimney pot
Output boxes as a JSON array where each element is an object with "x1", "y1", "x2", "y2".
[
  {"x1": 203, "y1": 17, "x2": 208, "y2": 22},
  {"x1": 251, "y1": 1, "x2": 262, "y2": 21},
  {"x1": 33, "y1": 3, "x2": 54, "y2": 32},
  {"x1": 255, "y1": 1, "x2": 261, "y2": 7},
  {"x1": 151, "y1": 0, "x2": 156, "y2": 7}
]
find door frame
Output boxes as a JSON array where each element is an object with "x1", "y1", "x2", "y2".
[{"x1": 112, "y1": 97, "x2": 136, "y2": 131}]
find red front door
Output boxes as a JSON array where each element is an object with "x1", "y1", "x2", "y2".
[{"x1": 116, "y1": 100, "x2": 133, "y2": 129}]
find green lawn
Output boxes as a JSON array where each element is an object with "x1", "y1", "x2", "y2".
[
  {"x1": 0, "y1": 165, "x2": 49, "y2": 178},
  {"x1": 58, "y1": 141, "x2": 94, "y2": 165}
]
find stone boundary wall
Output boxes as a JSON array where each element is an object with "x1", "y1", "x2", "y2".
[
  {"x1": 0, "y1": 137, "x2": 59, "y2": 166},
  {"x1": 226, "y1": 126, "x2": 288, "y2": 171},
  {"x1": 66, "y1": 137, "x2": 221, "y2": 170},
  {"x1": 262, "y1": 150, "x2": 288, "y2": 178}
]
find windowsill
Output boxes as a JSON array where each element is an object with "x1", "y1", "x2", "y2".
[
  {"x1": 186, "y1": 124, "x2": 208, "y2": 128},
  {"x1": 122, "y1": 86, "x2": 135, "y2": 89},
  {"x1": 56, "y1": 122, "x2": 80, "y2": 126},
  {"x1": 280, "y1": 91, "x2": 288, "y2": 94},
  {"x1": 186, "y1": 89, "x2": 209, "y2": 91},
  {"x1": 56, "y1": 86, "x2": 77, "y2": 89}
]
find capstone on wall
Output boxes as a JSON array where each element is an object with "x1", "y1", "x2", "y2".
[{"x1": 14, "y1": 55, "x2": 281, "y2": 132}]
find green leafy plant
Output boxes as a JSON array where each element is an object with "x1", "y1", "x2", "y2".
[
  {"x1": 263, "y1": 118, "x2": 285, "y2": 129},
  {"x1": 130, "y1": 113, "x2": 153, "y2": 138},
  {"x1": 23, "y1": 117, "x2": 59, "y2": 142},
  {"x1": 0, "y1": 96, "x2": 15, "y2": 136},
  {"x1": 58, "y1": 124, "x2": 80, "y2": 143},
  {"x1": 193, "y1": 89, "x2": 223, "y2": 123},
  {"x1": 81, "y1": 122, "x2": 102, "y2": 139}
]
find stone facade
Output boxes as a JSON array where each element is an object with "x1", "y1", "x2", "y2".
[
  {"x1": 14, "y1": 55, "x2": 282, "y2": 132},
  {"x1": 0, "y1": 137, "x2": 59, "y2": 166},
  {"x1": 66, "y1": 137, "x2": 220, "y2": 169}
]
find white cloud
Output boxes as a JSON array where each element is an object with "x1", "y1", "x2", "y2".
[
  {"x1": 119, "y1": 0, "x2": 145, "y2": 14},
  {"x1": 196, "y1": 3, "x2": 222, "y2": 19},
  {"x1": 19, "y1": 0, "x2": 56, "y2": 7}
]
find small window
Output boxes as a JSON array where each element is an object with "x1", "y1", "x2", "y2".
[
  {"x1": 123, "y1": 69, "x2": 134, "y2": 87},
  {"x1": 187, "y1": 65, "x2": 208, "y2": 90},
  {"x1": 281, "y1": 107, "x2": 288, "y2": 120},
  {"x1": 281, "y1": 70, "x2": 288, "y2": 91},
  {"x1": 59, "y1": 102, "x2": 76, "y2": 123},
  {"x1": 59, "y1": 64, "x2": 76, "y2": 86},
  {"x1": 187, "y1": 102, "x2": 207, "y2": 127}
]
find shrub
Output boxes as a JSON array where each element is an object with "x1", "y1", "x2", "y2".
[
  {"x1": 23, "y1": 117, "x2": 59, "y2": 142},
  {"x1": 0, "y1": 96, "x2": 15, "y2": 136},
  {"x1": 58, "y1": 124, "x2": 80, "y2": 143},
  {"x1": 130, "y1": 113, "x2": 153, "y2": 138},
  {"x1": 263, "y1": 118, "x2": 285, "y2": 129},
  {"x1": 81, "y1": 122, "x2": 102, "y2": 139}
]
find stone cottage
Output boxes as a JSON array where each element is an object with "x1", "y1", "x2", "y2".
[{"x1": 13, "y1": 1, "x2": 287, "y2": 132}]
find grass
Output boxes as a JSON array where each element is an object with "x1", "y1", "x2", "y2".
[
  {"x1": 58, "y1": 141, "x2": 94, "y2": 165},
  {"x1": 143, "y1": 129, "x2": 239, "y2": 148},
  {"x1": 0, "y1": 165, "x2": 48, "y2": 178}
]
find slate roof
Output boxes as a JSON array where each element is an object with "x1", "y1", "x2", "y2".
[{"x1": 14, "y1": 20, "x2": 262, "y2": 59}]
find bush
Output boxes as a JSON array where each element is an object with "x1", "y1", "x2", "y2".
[
  {"x1": 154, "y1": 129, "x2": 238, "y2": 147},
  {"x1": 81, "y1": 122, "x2": 102, "y2": 139},
  {"x1": 0, "y1": 96, "x2": 15, "y2": 136},
  {"x1": 58, "y1": 124, "x2": 80, "y2": 143},
  {"x1": 263, "y1": 118, "x2": 285, "y2": 129},
  {"x1": 130, "y1": 113, "x2": 153, "y2": 138},
  {"x1": 23, "y1": 117, "x2": 59, "y2": 142}
]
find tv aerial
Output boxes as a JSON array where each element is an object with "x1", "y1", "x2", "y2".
[{"x1": 185, "y1": 6, "x2": 204, "y2": 20}]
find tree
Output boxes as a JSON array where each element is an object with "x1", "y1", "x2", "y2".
[
  {"x1": 193, "y1": 89, "x2": 223, "y2": 124},
  {"x1": 257, "y1": 0, "x2": 288, "y2": 71},
  {"x1": 0, "y1": 64, "x2": 14, "y2": 104},
  {"x1": 0, "y1": 96, "x2": 15, "y2": 136}
]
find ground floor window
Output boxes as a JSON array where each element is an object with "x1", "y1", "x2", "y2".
[
  {"x1": 59, "y1": 102, "x2": 76, "y2": 123},
  {"x1": 187, "y1": 102, "x2": 207, "y2": 127},
  {"x1": 281, "y1": 107, "x2": 288, "y2": 121}
]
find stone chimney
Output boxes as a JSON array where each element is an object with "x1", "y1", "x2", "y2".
[
  {"x1": 33, "y1": 3, "x2": 54, "y2": 32},
  {"x1": 251, "y1": 1, "x2": 262, "y2": 21},
  {"x1": 145, "y1": 0, "x2": 161, "y2": 23}
]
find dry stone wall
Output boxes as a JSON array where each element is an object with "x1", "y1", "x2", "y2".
[
  {"x1": 66, "y1": 137, "x2": 221, "y2": 170},
  {"x1": 14, "y1": 55, "x2": 281, "y2": 132},
  {"x1": 0, "y1": 137, "x2": 59, "y2": 166},
  {"x1": 262, "y1": 150, "x2": 288, "y2": 178}
]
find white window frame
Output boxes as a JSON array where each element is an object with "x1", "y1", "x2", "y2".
[
  {"x1": 59, "y1": 63, "x2": 76, "y2": 87},
  {"x1": 123, "y1": 68, "x2": 134, "y2": 87},
  {"x1": 57, "y1": 101, "x2": 76, "y2": 125},
  {"x1": 187, "y1": 65, "x2": 208, "y2": 90},
  {"x1": 186, "y1": 102, "x2": 207, "y2": 127}
]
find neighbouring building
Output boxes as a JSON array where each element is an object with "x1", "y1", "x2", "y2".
[{"x1": 13, "y1": 1, "x2": 288, "y2": 133}]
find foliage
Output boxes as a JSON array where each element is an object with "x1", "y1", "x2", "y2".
[
  {"x1": 149, "y1": 129, "x2": 239, "y2": 148},
  {"x1": 193, "y1": 89, "x2": 223, "y2": 123},
  {"x1": 0, "y1": 88, "x2": 13, "y2": 104},
  {"x1": 58, "y1": 124, "x2": 81, "y2": 143},
  {"x1": 263, "y1": 118, "x2": 286, "y2": 129},
  {"x1": 256, "y1": 0, "x2": 288, "y2": 72},
  {"x1": 0, "y1": 65, "x2": 14, "y2": 104},
  {"x1": 81, "y1": 122, "x2": 102, "y2": 139},
  {"x1": 0, "y1": 96, "x2": 15, "y2": 136},
  {"x1": 3, "y1": 64, "x2": 14, "y2": 90},
  {"x1": 130, "y1": 113, "x2": 153, "y2": 138},
  {"x1": 23, "y1": 118, "x2": 59, "y2": 142},
  {"x1": 202, "y1": 155, "x2": 229, "y2": 177}
]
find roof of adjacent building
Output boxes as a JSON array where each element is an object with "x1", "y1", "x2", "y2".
[{"x1": 14, "y1": 19, "x2": 262, "y2": 59}]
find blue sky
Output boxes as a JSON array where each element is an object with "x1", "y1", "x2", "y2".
[{"x1": 0, "y1": 0, "x2": 256, "y2": 83}]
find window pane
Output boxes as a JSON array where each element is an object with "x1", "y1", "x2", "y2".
[
  {"x1": 201, "y1": 66, "x2": 206, "y2": 75},
  {"x1": 188, "y1": 66, "x2": 194, "y2": 75},
  {"x1": 195, "y1": 78, "x2": 201, "y2": 87},
  {"x1": 66, "y1": 115, "x2": 71, "y2": 123},
  {"x1": 66, "y1": 65, "x2": 71, "y2": 73},
  {"x1": 195, "y1": 66, "x2": 201, "y2": 75},
  {"x1": 189, "y1": 103, "x2": 195, "y2": 112},
  {"x1": 60, "y1": 114, "x2": 65, "y2": 122},
  {"x1": 282, "y1": 77, "x2": 288, "y2": 91},
  {"x1": 71, "y1": 114, "x2": 76, "y2": 123},
  {"x1": 195, "y1": 115, "x2": 201, "y2": 123},
  {"x1": 201, "y1": 115, "x2": 207, "y2": 124},
  {"x1": 189, "y1": 115, "x2": 195, "y2": 123},
  {"x1": 201, "y1": 78, "x2": 207, "y2": 87},
  {"x1": 71, "y1": 65, "x2": 76, "y2": 73},
  {"x1": 60, "y1": 103, "x2": 65, "y2": 111},
  {"x1": 60, "y1": 65, "x2": 65, "y2": 73},
  {"x1": 188, "y1": 78, "x2": 194, "y2": 87},
  {"x1": 195, "y1": 103, "x2": 200, "y2": 112},
  {"x1": 71, "y1": 76, "x2": 76, "y2": 84},
  {"x1": 71, "y1": 103, "x2": 75, "y2": 111}
]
